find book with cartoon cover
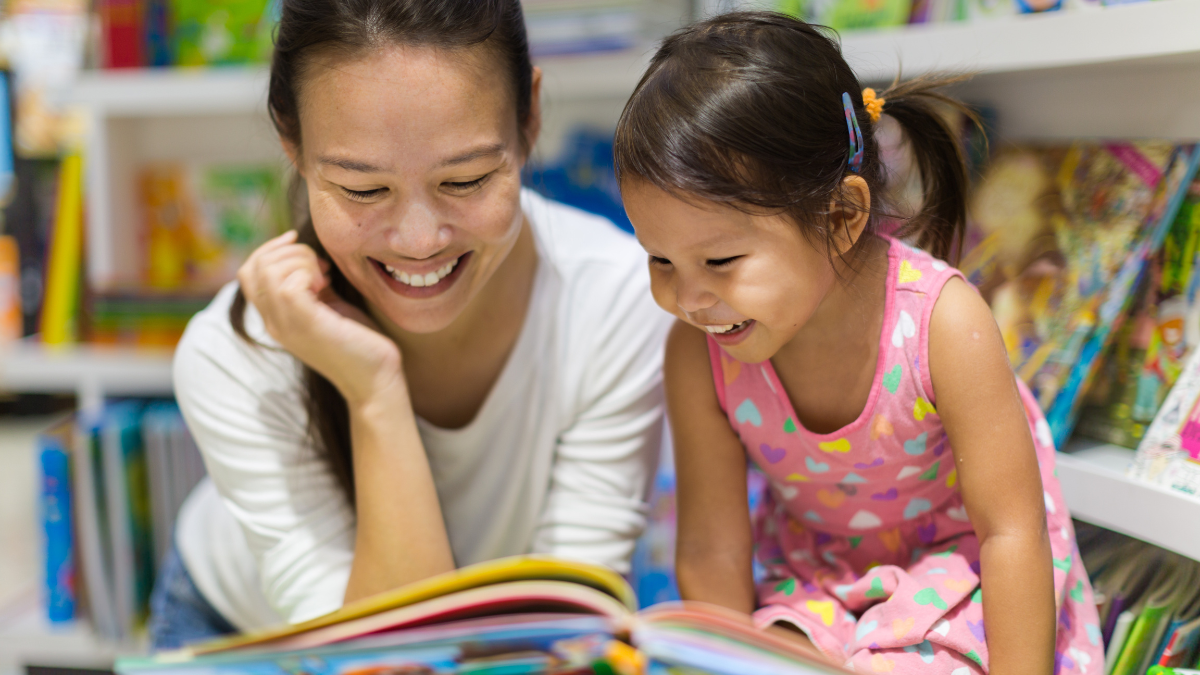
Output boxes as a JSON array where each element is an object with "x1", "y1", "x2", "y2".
[
  {"x1": 118, "y1": 556, "x2": 847, "y2": 675},
  {"x1": 959, "y1": 141, "x2": 1200, "y2": 447}
]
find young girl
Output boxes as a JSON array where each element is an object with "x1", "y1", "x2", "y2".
[{"x1": 613, "y1": 12, "x2": 1103, "y2": 675}]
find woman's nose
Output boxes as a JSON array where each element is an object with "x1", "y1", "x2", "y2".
[{"x1": 387, "y1": 198, "x2": 449, "y2": 258}]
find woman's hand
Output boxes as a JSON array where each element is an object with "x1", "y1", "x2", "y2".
[{"x1": 238, "y1": 231, "x2": 404, "y2": 407}]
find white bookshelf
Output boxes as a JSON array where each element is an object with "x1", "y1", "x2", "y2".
[
  {"x1": 1057, "y1": 440, "x2": 1200, "y2": 562},
  {"x1": 0, "y1": 339, "x2": 173, "y2": 413},
  {"x1": 840, "y1": 0, "x2": 1200, "y2": 81}
]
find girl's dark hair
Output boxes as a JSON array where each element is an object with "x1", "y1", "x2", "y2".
[
  {"x1": 613, "y1": 11, "x2": 978, "y2": 264},
  {"x1": 229, "y1": 0, "x2": 534, "y2": 505}
]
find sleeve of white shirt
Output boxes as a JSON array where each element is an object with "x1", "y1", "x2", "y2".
[
  {"x1": 530, "y1": 256, "x2": 672, "y2": 573},
  {"x1": 173, "y1": 288, "x2": 356, "y2": 624}
]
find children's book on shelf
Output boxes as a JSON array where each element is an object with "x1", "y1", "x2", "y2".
[
  {"x1": 120, "y1": 556, "x2": 846, "y2": 675},
  {"x1": 959, "y1": 141, "x2": 1200, "y2": 448},
  {"x1": 1079, "y1": 178, "x2": 1200, "y2": 448},
  {"x1": 1128, "y1": 342, "x2": 1200, "y2": 496},
  {"x1": 170, "y1": 0, "x2": 276, "y2": 66},
  {"x1": 38, "y1": 417, "x2": 76, "y2": 623},
  {"x1": 38, "y1": 401, "x2": 206, "y2": 634},
  {"x1": 140, "y1": 162, "x2": 287, "y2": 292},
  {"x1": 1078, "y1": 526, "x2": 1200, "y2": 674}
]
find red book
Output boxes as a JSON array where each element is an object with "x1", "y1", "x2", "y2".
[{"x1": 99, "y1": 0, "x2": 145, "y2": 68}]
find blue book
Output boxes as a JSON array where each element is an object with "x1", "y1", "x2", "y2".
[{"x1": 38, "y1": 418, "x2": 76, "y2": 623}]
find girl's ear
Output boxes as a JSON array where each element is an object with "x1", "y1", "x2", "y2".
[{"x1": 830, "y1": 174, "x2": 871, "y2": 256}]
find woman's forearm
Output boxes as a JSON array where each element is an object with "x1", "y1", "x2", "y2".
[
  {"x1": 979, "y1": 529, "x2": 1056, "y2": 675},
  {"x1": 343, "y1": 383, "x2": 455, "y2": 603}
]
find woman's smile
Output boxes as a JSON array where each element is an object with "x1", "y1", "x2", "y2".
[{"x1": 371, "y1": 252, "x2": 473, "y2": 299}]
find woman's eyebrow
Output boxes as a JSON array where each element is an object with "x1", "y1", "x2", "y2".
[
  {"x1": 318, "y1": 156, "x2": 386, "y2": 173},
  {"x1": 437, "y1": 143, "x2": 506, "y2": 168}
]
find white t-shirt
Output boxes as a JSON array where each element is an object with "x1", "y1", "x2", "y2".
[{"x1": 174, "y1": 190, "x2": 672, "y2": 631}]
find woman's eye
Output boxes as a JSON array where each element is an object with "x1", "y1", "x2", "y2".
[
  {"x1": 341, "y1": 187, "x2": 387, "y2": 202},
  {"x1": 649, "y1": 256, "x2": 672, "y2": 267},
  {"x1": 444, "y1": 176, "x2": 488, "y2": 193},
  {"x1": 706, "y1": 256, "x2": 741, "y2": 268}
]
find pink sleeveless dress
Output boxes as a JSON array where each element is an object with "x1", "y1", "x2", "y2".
[{"x1": 706, "y1": 238, "x2": 1103, "y2": 674}]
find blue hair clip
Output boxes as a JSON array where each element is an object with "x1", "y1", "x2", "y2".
[{"x1": 842, "y1": 92, "x2": 864, "y2": 173}]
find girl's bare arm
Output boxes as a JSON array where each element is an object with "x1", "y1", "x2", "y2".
[
  {"x1": 666, "y1": 320, "x2": 758, "y2": 614},
  {"x1": 929, "y1": 277, "x2": 1055, "y2": 675}
]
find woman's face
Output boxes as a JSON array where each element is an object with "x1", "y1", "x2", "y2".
[{"x1": 291, "y1": 45, "x2": 539, "y2": 334}]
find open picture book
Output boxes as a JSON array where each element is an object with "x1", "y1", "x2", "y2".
[{"x1": 117, "y1": 556, "x2": 848, "y2": 675}]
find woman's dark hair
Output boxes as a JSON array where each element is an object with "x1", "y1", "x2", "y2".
[
  {"x1": 229, "y1": 0, "x2": 534, "y2": 505},
  {"x1": 613, "y1": 11, "x2": 978, "y2": 265}
]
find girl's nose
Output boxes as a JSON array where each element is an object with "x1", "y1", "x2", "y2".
[
  {"x1": 675, "y1": 276, "x2": 719, "y2": 315},
  {"x1": 386, "y1": 198, "x2": 450, "y2": 259}
]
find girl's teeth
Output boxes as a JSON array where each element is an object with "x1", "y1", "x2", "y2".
[
  {"x1": 705, "y1": 320, "x2": 748, "y2": 334},
  {"x1": 388, "y1": 257, "x2": 460, "y2": 287}
]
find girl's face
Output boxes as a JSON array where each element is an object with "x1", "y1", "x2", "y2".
[
  {"x1": 623, "y1": 181, "x2": 838, "y2": 364},
  {"x1": 291, "y1": 45, "x2": 539, "y2": 334}
]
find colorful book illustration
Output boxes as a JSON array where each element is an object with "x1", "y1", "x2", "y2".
[
  {"x1": 960, "y1": 142, "x2": 1200, "y2": 447},
  {"x1": 122, "y1": 557, "x2": 845, "y2": 675},
  {"x1": 169, "y1": 0, "x2": 276, "y2": 66},
  {"x1": 139, "y1": 162, "x2": 286, "y2": 292},
  {"x1": 1129, "y1": 340, "x2": 1200, "y2": 496}
]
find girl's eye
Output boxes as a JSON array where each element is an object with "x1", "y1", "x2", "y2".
[
  {"x1": 649, "y1": 256, "x2": 672, "y2": 267},
  {"x1": 443, "y1": 175, "x2": 488, "y2": 193},
  {"x1": 341, "y1": 187, "x2": 387, "y2": 202},
  {"x1": 707, "y1": 256, "x2": 741, "y2": 268}
]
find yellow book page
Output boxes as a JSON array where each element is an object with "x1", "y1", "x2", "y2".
[{"x1": 184, "y1": 556, "x2": 635, "y2": 657}]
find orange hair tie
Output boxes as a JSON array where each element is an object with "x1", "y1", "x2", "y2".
[{"x1": 862, "y1": 88, "x2": 885, "y2": 123}]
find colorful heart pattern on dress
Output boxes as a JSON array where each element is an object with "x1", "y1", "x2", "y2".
[
  {"x1": 883, "y1": 365, "x2": 902, "y2": 394},
  {"x1": 897, "y1": 465, "x2": 922, "y2": 480},
  {"x1": 892, "y1": 616, "x2": 914, "y2": 638},
  {"x1": 903, "y1": 498, "x2": 933, "y2": 519},
  {"x1": 806, "y1": 600, "x2": 835, "y2": 626},
  {"x1": 848, "y1": 509, "x2": 883, "y2": 529},
  {"x1": 735, "y1": 398, "x2": 762, "y2": 426},
  {"x1": 842, "y1": 472, "x2": 867, "y2": 484},
  {"x1": 871, "y1": 487, "x2": 899, "y2": 501},
  {"x1": 870, "y1": 654, "x2": 895, "y2": 672},
  {"x1": 759, "y1": 443, "x2": 787, "y2": 464},
  {"x1": 879, "y1": 527, "x2": 902, "y2": 552},
  {"x1": 898, "y1": 260, "x2": 923, "y2": 284},
  {"x1": 721, "y1": 352, "x2": 742, "y2": 385},
  {"x1": 903, "y1": 432, "x2": 928, "y2": 456},
  {"x1": 865, "y1": 576, "x2": 887, "y2": 599},
  {"x1": 856, "y1": 457, "x2": 885, "y2": 469},
  {"x1": 819, "y1": 438, "x2": 851, "y2": 453},
  {"x1": 903, "y1": 639, "x2": 935, "y2": 664},
  {"x1": 919, "y1": 461, "x2": 940, "y2": 481},
  {"x1": 856, "y1": 619, "x2": 879, "y2": 642},
  {"x1": 805, "y1": 457, "x2": 831, "y2": 473},
  {"x1": 870, "y1": 415, "x2": 894, "y2": 440},
  {"x1": 913, "y1": 587, "x2": 948, "y2": 610},
  {"x1": 967, "y1": 619, "x2": 986, "y2": 643},
  {"x1": 892, "y1": 310, "x2": 917, "y2": 348},
  {"x1": 817, "y1": 488, "x2": 846, "y2": 508},
  {"x1": 913, "y1": 397, "x2": 936, "y2": 421},
  {"x1": 783, "y1": 417, "x2": 797, "y2": 433}
]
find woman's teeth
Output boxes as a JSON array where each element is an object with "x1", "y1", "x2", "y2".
[
  {"x1": 384, "y1": 258, "x2": 458, "y2": 287},
  {"x1": 705, "y1": 320, "x2": 749, "y2": 334}
]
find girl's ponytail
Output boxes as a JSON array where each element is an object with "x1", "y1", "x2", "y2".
[{"x1": 878, "y1": 74, "x2": 981, "y2": 264}]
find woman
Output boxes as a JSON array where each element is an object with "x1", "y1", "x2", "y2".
[{"x1": 149, "y1": 0, "x2": 670, "y2": 648}]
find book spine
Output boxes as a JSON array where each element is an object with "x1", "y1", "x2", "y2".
[
  {"x1": 99, "y1": 0, "x2": 146, "y2": 68},
  {"x1": 144, "y1": 0, "x2": 172, "y2": 67},
  {"x1": 40, "y1": 153, "x2": 84, "y2": 346},
  {"x1": 70, "y1": 416, "x2": 121, "y2": 640},
  {"x1": 39, "y1": 429, "x2": 75, "y2": 623}
]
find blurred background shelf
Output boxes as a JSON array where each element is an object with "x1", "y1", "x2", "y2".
[
  {"x1": 0, "y1": 340, "x2": 173, "y2": 411},
  {"x1": 842, "y1": 0, "x2": 1200, "y2": 81},
  {"x1": 1058, "y1": 440, "x2": 1200, "y2": 563},
  {"x1": 62, "y1": 49, "x2": 654, "y2": 116}
]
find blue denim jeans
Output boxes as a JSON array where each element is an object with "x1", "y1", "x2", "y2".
[{"x1": 148, "y1": 539, "x2": 237, "y2": 650}]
